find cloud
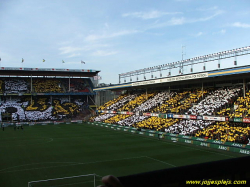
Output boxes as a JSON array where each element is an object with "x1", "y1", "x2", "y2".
[
  {"x1": 122, "y1": 10, "x2": 182, "y2": 20},
  {"x1": 196, "y1": 6, "x2": 218, "y2": 12},
  {"x1": 212, "y1": 29, "x2": 226, "y2": 35},
  {"x1": 195, "y1": 32, "x2": 203, "y2": 37},
  {"x1": 175, "y1": 0, "x2": 191, "y2": 2},
  {"x1": 85, "y1": 30, "x2": 139, "y2": 41},
  {"x1": 91, "y1": 50, "x2": 118, "y2": 56},
  {"x1": 169, "y1": 17, "x2": 186, "y2": 25},
  {"x1": 67, "y1": 53, "x2": 81, "y2": 58},
  {"x1": 59, "y1": 46, "x2": 86, "y2": 55},
  {"x1": 146, "y1": 10, "x2": 224, "y2": 29},
  {"x1": 194, "y1": 10, "x2": 224, "y2": 22},
  {"x1": 220, "y1": 29, "x2": 226, "y2": 34},
  {"x1": 59, "y1": 43, "x2": 111, "y2": 57},
  {"x1": 231, "y1": 22, "x2": 250, "y2": 28}
]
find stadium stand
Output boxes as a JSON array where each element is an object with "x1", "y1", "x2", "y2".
[
  {"x1": 0, "y1": 73, "x2": 95, "y2": 122},
  {"x1": 4, "y1": 78, "x2": 29, "y2": 93},
  {"x1": 92, "y1": 85, "x2": 250, "y2": 144},
  {"x1": 195, "y1": 121, "x2": 250, "y2": 143},
  {"x1": 33, "y1": 79, "x2": 64, "y2": 93}
]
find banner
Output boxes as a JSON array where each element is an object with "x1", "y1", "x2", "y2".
[
  {"x1": 243, "y1": 118, "x2": 250, "y2": 123},
  {"x1": 173, "y1": 114, "x2": 187, "y2": 119},
  {"x1": 203, "y1": 116, "x2": 226, "y2": 121},
  {"x1": 159, "y1": 114, "x2": 167, "y2": 118},
  {"x1": 151, "y1": 113, "x2": 159, "y2": 117},
  {"x1": 239, "y1": 149, "x2": 250, "y2": 155},
  {"x1": 131, "y1": 73, "x2": 208, "y2": 87},
  {"x1": 234, "y1": 118, "x2": 243, "y2": 122},
  {"x1": 197, "y1": 115, "x2": 203, "y2": 120},
  {"x1": 167, "y1": 113, "x2": 173, "y2": 118},
  {"x1": 187, "y1": 115, "x2": 197, "y2": 120}
]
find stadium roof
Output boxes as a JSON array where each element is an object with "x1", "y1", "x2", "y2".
[
  {"x1": 0, "y1": 67, "x2": 100, "y2": 77},
  {"x1": 94, "y1": 65, "x2": 250, "y2": 91}
]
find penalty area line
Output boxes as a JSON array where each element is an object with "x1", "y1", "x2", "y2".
[{"x1": 0, "y1": 156, "x2": 147, "y2": 174}]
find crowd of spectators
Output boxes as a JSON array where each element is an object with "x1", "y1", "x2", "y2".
[
  {"x1": 0, "y1": 78, "x2": 92, "y2": 94},
  {"x1": 164, "y1": 119, "x2": 214, "y2": 135},
  {"x1": 4, "y1": 79, "x2": 28, "y2": 93},
  {"x1": 107, "y1": 94, "x2": 138, "y2": 110},
  {"x1": 186, "y1": 87, "x2": 241, "y2": 116},
  {"x1": 134, "y1": 117, "x2": 179, "y2": 131},
  {"x1": 104, "y1": 114, "x2": 131, "y2": 124},
  {"x1": 69, "y1": 79, "x2": 91, "y2": 92},
  {"x1": 98, "y1": 94, "x2": 127, "y2": 110},
  {"x1": 119, "y1": 92, "x2": 156, "y2": 112},
  {"x1": 195, "y1": 121, "x2": 250, "y2": 143},
  {"x1": 228, "y1": 90, "x2": 250, "y2": 118},
  {"x1": 92, "y1": 86, "x2": 250, "y2": 144},
  {"x1": 90, "y1": 113, "x2": 116, "y2": 122},
  {"x1": 118, "y1": 115, "x2": 149, "y2": 127},
  {"x1": 33, "y1": 79, "x2": 64, "y2": 93},
  {"x1": 151, "y1": 91, "x2": 188, "y2": 113},
  {"x1": 133, "y1": 91, "x2": 173, "y2": 112},
  {"x1": 0, "y1": 96, "x2": 83, "y2": 121}
]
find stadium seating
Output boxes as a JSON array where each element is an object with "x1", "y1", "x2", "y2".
[
  {"x1": 187, "y1": 87, "x2": 241, "y2": 116},
  {"x1": 4, "y1": 79, "x2": 28, "y2": 93},
  {"x1": 119, "y1": 92, "x2": 156, "y2": 112},
  {"x1": 134, "y1": 117, "x2": 179, "y2": 131},
  {"x1": 90, "y1": 113, "x2": 116, "y2": 122},
  {"x1": 33, "y1": 79, "x2": 64, "y2": 93},
  {"x1": 104, "y1": 114, "x2": 131, "y2": 124},
  {"x1": 0, "y1": 96, "x2": 83, "y2": 121},
  {"x1": 93, "y1": 86, "x2": 250, "y2": 144},
  {"x1": 195, "y1": 121, "x2": 250, "y2": 143}
]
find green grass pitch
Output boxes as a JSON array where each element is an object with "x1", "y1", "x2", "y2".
[{"x1": 0, "y1": 123, "x2": 245, "y2": 187}]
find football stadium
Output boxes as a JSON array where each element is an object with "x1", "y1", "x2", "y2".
[{"x1": 1, "y1": 46, "x2": 250, "y2": 187}]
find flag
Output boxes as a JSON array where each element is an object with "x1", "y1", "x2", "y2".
[
  {"x1": 81, "y1": 60, "x2": 85, "y2": 64},
  {"x1": 62, "y1": 60, "x2": 65, "y2": 63},
  {"x1": 43, "y1": 59, "x2": 45, "y2": 62},
  {"x1": 22, "y1": 58, "x2": 24, "y2": 63}
]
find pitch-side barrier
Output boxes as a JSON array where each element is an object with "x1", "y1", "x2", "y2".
[{"x1": 87, "y1": 121, "x2": 250, "y2": 155}]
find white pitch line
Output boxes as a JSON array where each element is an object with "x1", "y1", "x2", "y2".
[
  {"x1": 145, "y1": 156, "x2": 176, "y2": 167},
  {"x1": 0, "y1": 156, "x2": 147, "y2": 174},
  {"x1": 0, "y1": 161, "x2": 82, "y2": 172}
]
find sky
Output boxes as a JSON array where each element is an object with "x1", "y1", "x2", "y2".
[{"x1": 0, "y1": 0, "x2": 250, "y2": 84}]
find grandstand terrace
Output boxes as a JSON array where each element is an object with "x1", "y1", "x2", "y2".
[
  {"x1": 92, "y1": 65, "x2": 250, "y2": 147},
  {"x1": 0, "y1": 67, "x2": 100, "y2": 122}
]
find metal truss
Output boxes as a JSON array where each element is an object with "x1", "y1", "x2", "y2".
[{"x1": 119, "y1": 46, "x2": 250, "y2": 83}]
